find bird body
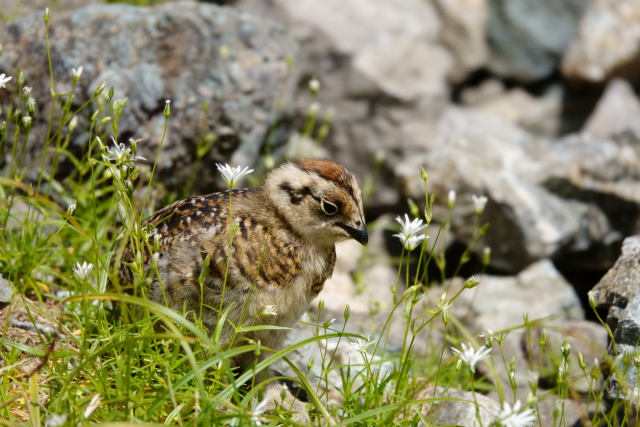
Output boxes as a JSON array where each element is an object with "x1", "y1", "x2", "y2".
[{"x1": 117, "y1": 159, "x2": 367, "y2": 370}]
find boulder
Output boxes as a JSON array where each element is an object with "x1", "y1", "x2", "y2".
[
  {"x1": 590, "y1": 236, "x2": 640, "y2": 402},
  {"x1": 487, "y1": 0, "x2": 589, "y2": 81},
  {"x1": 435, "y1": 260, "x2": 584, "y2": 332},
  {"x1": 0, "y1": 1, "x2": 297, "y2": 192},
  {"x1": 583, "y1": 79, "x2": 640, "y2": 138},
  {"x1": 562, "y1": 0, "x2": 640, "y2": 83},
  {"x1": 434, "y1": 0, "x2": 489, "y2": 82}
]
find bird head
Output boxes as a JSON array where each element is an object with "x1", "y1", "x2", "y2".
[{"x1": 264, "y1": 159, "x2": 368, "y2": 248}]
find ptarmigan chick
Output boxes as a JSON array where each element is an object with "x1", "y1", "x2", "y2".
[{"x1": 117, "y1": 159, "x2": 367, "y2": 371}]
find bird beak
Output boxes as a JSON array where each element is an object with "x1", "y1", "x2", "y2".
[{"x1": 337, "y1": 221, "x2": 368, "y2": 245}]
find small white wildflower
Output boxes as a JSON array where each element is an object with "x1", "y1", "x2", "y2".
[
  {"x1": 558, "y1": 359, "x2": 569, "y2": 379},
  {"x1": 72, "y1": 66, "x2": 83, "y2": 83},
  {"x1": 69, "y1": 115, "x2": 78, "y2": 132},
  {"x1": 395, "y1": 214, "x2": 427, "y2": 237},
  {"x1": 215, "y1": 163, "x2": 254, "y2": 188},
  {"x1": 472, "y1": 194, "x2": 488, "y2": 214},
  {"x1": 308, "y1": 101, "x2": 320, "y2": 116},
  {"x1": 451, "y1": 342, "x2": 492, "y2": 373},
  {"x1": 308, "y1": 78, "x2": 320, "y2": 93},
  {"x1": 353, "y1": 336, "x2": 374, "y2": 354},
  {"x1": 479, "y1": 328, "x2": 495, "y2": 345},
  {"x1": 105, "y1": 136, "x2": 130, "y2": 162},
  {"x1": 44, "y1": 413, "x2": 67, "y2": 427},
  {"x1": 0, "y1": 73, "x2": 12, "y2": 88},
  {"x1": 393, "y1": 214, "x2": 428, "y2": 251},
  {"x1": 73, "y1": 261, "x2": 94, "y2": 280},
  {"x1": 394, "y1": 233, "x2": 426, "y2": 251},
  {"x1": 495, "y1": 400, "x2": 536, "y2": 427},
  {"x1": 447, "y1": 190, "x2": 456, "y2": 208},
  {"x1": 260, "y1": 305, "x2": 278, "y2": 317},
  {"x1": 438, "y1": 292, "x2": 450, "y2": 324},
  {"x1": 67, "y1": 199, "x2": 77, "y2": 215},
  {"x1": 22, "y1": 115, "x2": 32, "y2": 128},
  {"x1": 23, "y1": 86, "x2": 32, "y2": 95},
  {"x1": 83, "y1": 393, "x2": 101, "y2": 418},
  {"x1": 26, "y1": 96, "x2": 36, "y2": 112}
]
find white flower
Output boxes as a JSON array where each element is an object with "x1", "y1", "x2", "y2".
[
  {"x1": 260, "y1": 305, "x2": 278, "y2": 317},
  {"x1": 44, "y1": 413, "x2": 67, "y2": 427},
  {"x1": 472, "y1": 194, "x2": 488, "y2": 214},
  {"x1": 479, "y1": 328, "x2": 495, "y2": 344},
  {"x1": 495, "y1": 400, "x2": 536, "y2": 427},
  {"x1": 83, "y1": 393, "x2": 101, "y2": 418},
  {"x1": 394, "y1": 233, "x2": 426, "y2": 251},
  {"x1": 447, "y1": 190, "x2": 456, "y2": 207},
  {"x1": 72, "y1": 66, "x2": 84, "y2": 81},
  {"x1": 23, "y1": 86, "x2": 32, "y2": 95},
  {"x1": 73, "y1": 261, "x2": 94, "y2": 280},
  {"x1": 438, "y1": 292, "x2": 450, "y2": 323},
  {"x1": 106, "y1": 137, "x2": 130, "y2": 162},
  {"x1": 69, "y1": 116, "x2": 78, "y2": 132},
  {"x1": 0, "y1": 73, "x2": 12, "y2": 88},
  {"x1": 21, "y1": 115, "x2": 32, "y2": 128},
  {"x1": 451, "y1": 342, "x2": 492, "y2": 373},
  {"x1": 67, "y1": 199, "x2": 77, "y2": 215},
  {"x1": 26, "y1": 96, "x2": 36, "y2": 112},
  {"x1": 353, "y1": 336, "x2": 374, "y2": 354},
  {"x1": 393, "y1": 214, "x2": 428, "y2": 250},
  {"x1": 216, "y1": 163, "x2": 254, "y2": 188},
  {"x1": 395, "y1": 214, "x2": 426, "y2": 237},
  {"x1": 308, "y1": 78, "x2": 320, "y2": 93}
]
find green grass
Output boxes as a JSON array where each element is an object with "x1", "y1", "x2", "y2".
[{"x1": 0, "y1": 6, "x2": 638, "y2": 427}]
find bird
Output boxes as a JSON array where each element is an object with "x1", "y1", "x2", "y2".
[{"x1": 115, "y1": 158, "x2": 367, "y2": 371}]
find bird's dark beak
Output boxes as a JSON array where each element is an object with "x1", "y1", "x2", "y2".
[{"x1": 337, "y1": 221, "x2": 368, "y2": 245}]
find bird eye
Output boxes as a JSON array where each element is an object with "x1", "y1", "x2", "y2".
[{"x1": 320, "y1": 198, "x2": 338, "y2": 216}]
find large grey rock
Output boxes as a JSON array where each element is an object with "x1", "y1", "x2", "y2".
[
  {"x1": 589, "y1": 236, "x2": 640, "y2": 402},
  {"x1": 433, "y1": 260, "x2": 584, "y2": 332},
  {"x1": 487, "y1": 0, "x2": 589, "y2": 81},
  {"x1": 395, "y1": 107, "x2": 610, "y2": 271},
  {"x1": 434, "y1": 0, "x2": 489, "y2": 82},
  {"x1": 462, "y1": 80, "x2": 564, "y2": 136},
  {"x1": 0, "y1": 1, "x2": 297, "y2": 192},
  {"x1": 583, "y1": 79, "x2": 640, "y2": 138},
  {"x1": 562, "y1": 0, "x2": 640, "y2": 82},
  {"x1": 418, "y1": 386, "x2": 501, "y2": 426}
]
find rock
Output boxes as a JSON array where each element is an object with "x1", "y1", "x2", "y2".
[
  {"x1": 462, "y1": 80, "x2": 564, "y2": 136},
  {"x1": 270, "y1": 0, "x2": 441, "y2": 56},
  {"x1": 541, "y1": 133, "x2": 640, "y2": 258},
  {"x1": 418, "y1": 386, "x2": 501, "y2": 426},
  {"x1": 434, "y1": 0, "x2": 489, "y2": 82},
  {"x1": 562, "y1": 0, "x2": 640, "y2": 82},
  {"x1": 442, "y1": 260, "x2": 584, "y2": 332},
  {"x1": 396, "y1": 106, "x2": 610, "y2": 272},
  {"x1": 589, "y1": 236, "x2": 640, "y2": 402},
  {"x1": 0, "y1": 1, "x2": 297, "y2": 193},
  {"x1": 255, "y1": 382, "x2": 310, "y2": 424},
  {"x1": 0, "y1": 275, "x2": 12, "y2": 308},
  {"x1": 487, "y1": 0, "x2": 589, "y2": 81},
  {"x1": 583, "y1": 79, "x2": 640, "y2": 138},
  {"x1": 352, "y1": 35, "x2": 452, "y2": 101}
]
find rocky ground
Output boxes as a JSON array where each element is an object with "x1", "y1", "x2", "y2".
[{"x1": 1, "y1": 0, "x2": 640, "y2": 423}]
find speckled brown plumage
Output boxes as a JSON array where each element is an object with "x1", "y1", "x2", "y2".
[{"x1": 115, "y1": 159, "x2": 366, "y2": 371}]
